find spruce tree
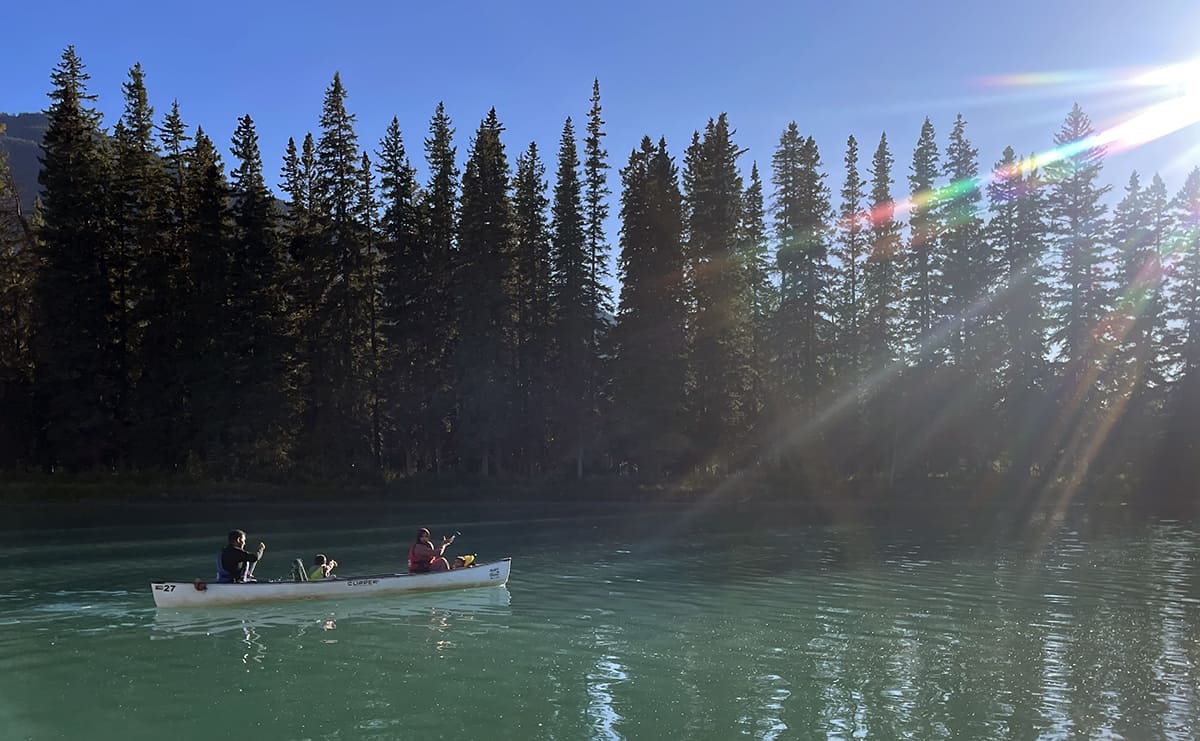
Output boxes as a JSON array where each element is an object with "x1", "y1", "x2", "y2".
[
  {"x1": 376, "y1": 116, "x2": 423, "y2": 471},
  {"x1": 738, "y1": 161, "x2": 774, "y2": 431},
  {"x1": 0, "y1": 123, "x2": 35, "y2": 465},
  {"x1": 862, "y1": 133, "x2": 903, "y2": 370},
  {"x1": 860, "y1": 133, "x2": 904, "y2": 477},
  {"x1": 987, "y1": 148, "x2": 1051, "y2": 447},
  {"x1": 110, "y1": 63, "x2": 166, "y2": 451},
  {"x1": 772, "y1": 124, "x2": 832, "y2": 418},
  {"x1": 312, "y1": 72, "x2": 372, "y2": 470},
  {"x1": 1109, "y1": 171, "x2": 1171, "y2": 471},
  {"x1": 1044, "y1": 104, "x2": 1113, "y2": 482},
  {"x1": 549, "y1": 117, "x2": 590, "y2": 476},
  {"x1": 1045, "y1": 104, "x2": 1112, "y2": 391},
  {"x1": 831, "y1": 135, "x2": 867, "y2": 379},
  {"x1": 1162, "y1": 168, "x2": 1200, "y2": 487},
  {"x1": 511, "y1": 142, "x2": 553, "y2": 473},
  {"x1": 421, "y1": 103, "x2": 459, "y2": 473},
  {"x1": 904, "y1": 117, "x2": 942, "y2": 361},
  {"x1": 33, "y1": 46, "x2": 118, "y2": 468},
  {"x1": 686, "y1": 114, "x2": 753, "y2": 471},
  {"x1": 182, "y1": 128, "x2": 233, "y2": 466},
  {"x1": 455, "y1": 108, "x2": 514, "y2": 475},
  {"x1": 611, "y1": 137, "x2": 689, "y2": 478},
  {"x1": 356, "y1": 150, "x2": 383, "y2": 468},
  {"x1": 583, "y1": 79, "x2": 613, "y2": 346},
  {"x1": 228, "y1": 114, "x2": 292, "y2": 471},
  {"x1": 939, "y1": 114, "x2": 987, "y2": 370}
]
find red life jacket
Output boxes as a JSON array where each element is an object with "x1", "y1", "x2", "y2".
[{"x1": 408, "y1": 541, "x2": 433, "y2": 573}]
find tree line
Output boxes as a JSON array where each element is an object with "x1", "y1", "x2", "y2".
[{"x1": 1, "y1": 46, "x2": 1198, "y2": 495}]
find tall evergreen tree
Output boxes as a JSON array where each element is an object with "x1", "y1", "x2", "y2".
[
  {"x1": 182, "y1": 128, "x2": 233, "y2": 466},
  {"x1": 455, "y1": 108, "x2": 514, "y2": 475},
  {"x1": 738, "y1": 161, "x2": 774, "y2": 432},
  {"x1": 282, "y1": 132, "x2": 325, "y2": 468},
  {"x1": 110, "y1": 63, "x2": 166, "y2": 455},
  {"x1": 611, "y1": 137, "x2": 690, "y2": 478},
  {"x1": 862, "y1": 133, "x2": 903, "y2": 370},
  {"x1": 421, "y1": 103, "x2": 459, "y2": 472},
  {"x1": 32, "y1": 46, "x2": 118, "y2": 468},
  {"x1": 831, "y1": 135, "x2": 867, "y2": 379},
  {"x1": 1043, "y1": 104, "x2": 1113, "y2": 483},
  {"x1": 1046, "y1": 104, "x2": 1112, "y2": 388},
  {"x1": 0, "y1": 123, "x2": 35, "y2": 465},
  {"x1": 311, "y1": 72, "x2": 372, "y2": 470},
  {"x1": 1108, "y1": 171, "x2": 1171, "y2": 471},
  {"x1": 1162, "y1": 168, "x2": 1200, "y2": 487},
  {"x1": 228, "y1": 113, "x2": 292, "y2": 471},
  {"x1": 376, "y1": 116, "x2": 424, "y2": 471},
  {"x1": 356, "y1": 150, "x2": 383, "y2": 469},
  {"x1": 860, "y1": 133, "x2": 904, "y2": 476},
  {"x1": 987, "y1": 148, "x2": 1051, "y2": 447},
  {"x1": 549, "y1": 117, "x2": 591, "y2": 476},
  {"x1": 686, "y1": 114, "x2": 753, "y2": 471},
  {"x1": 511, "y1": 142, "x2": 554, "y2": 473},
  {"x1": 904, "y1": 117, "x2": 942, "y2": 361},
  {"x1": 583, "y1": 79, "x2": 613, "y2": 341},
  {"x1": 772, "y1": 124, "x2": 832, "y2": 419},
  {"x1": 939, "y1": 114, "x2": 987, "y2": 370}
]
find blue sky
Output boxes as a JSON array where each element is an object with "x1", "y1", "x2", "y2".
[{"x1": 4, "y1": 0, "x2": 1200, "y2": 210}]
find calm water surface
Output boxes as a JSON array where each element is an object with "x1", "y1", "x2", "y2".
[{"x1": 2, "y1": 499, "x2": 1199, "y2": 740}]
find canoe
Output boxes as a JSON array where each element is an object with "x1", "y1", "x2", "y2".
[{"x1": 150, "y1": 557, "x2": 511, "y2": 608}]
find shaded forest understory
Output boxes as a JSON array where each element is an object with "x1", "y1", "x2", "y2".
[{"x1": 1, "y1": 48, "x2": 1199, "y2": 506}]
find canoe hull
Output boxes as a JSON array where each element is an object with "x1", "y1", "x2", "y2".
[{"x1": 151, "y1": 558, "x2": 511, "y2": 608}]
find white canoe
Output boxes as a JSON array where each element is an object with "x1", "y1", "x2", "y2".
[{"x1": 150, "y1": 557, "x2": 511, "y2": 608}]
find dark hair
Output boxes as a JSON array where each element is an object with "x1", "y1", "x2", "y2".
[
  {"x1": 228, "y1": 529, "x2": 246, "y2": 545},
  {"x1": 313, "y1": 553, "x2": 327, "y2": 565}
]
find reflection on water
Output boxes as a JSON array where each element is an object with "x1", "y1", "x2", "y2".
[{"x1": 152, "y1": 585, "x2": 512, "y2": 638}]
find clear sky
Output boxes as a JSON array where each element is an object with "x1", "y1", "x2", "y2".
[{"x1": 4, "y1": 0, "x2": 1200, "y2": 210}]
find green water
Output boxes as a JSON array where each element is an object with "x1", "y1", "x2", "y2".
[{"x1": 2, "y1": 500, "x2": 1199, "y2": 740}]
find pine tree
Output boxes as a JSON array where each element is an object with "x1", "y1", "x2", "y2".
[
  {"x1": 0, "y1": 122, "x2": 36, "y2": 465},
  {"x1": 311, "y1": 72, "x2": 372, "y2": 470},
  {"x1": 738, "y1": 161, "x2": 774, "y2": 430},
  {"x1": 939, "y1": 114, "x2": 987, "y2": 370},
  {"x1": 1162, "y1": 168, "x2": 1200, "y2": 487},
  {"x1": 583, "y1": 79, "x2": 613, "y2": 346},
  {"x1": 110, "y1": 64, "x2": 166, "y2": 451},
  {"x1": 987, "y1": 148, "x2": 1051, "y2": 443},
  {"x1": 455, "y1": 108, "x2": 514, "y2": 475},
  {"x1": 1108, "y1": 171, "x2": 1172, "y2": 472},
  {"x1": 282, "y1": 132, "x2": 326, "y2": 468},
  {"x1": 182, "y1": 128, "x2": 233, "y2": 466},
  {"x1": 356, "y1": 150, "x2": 383, "y2": 469},
  {"x1": 549, "y1": 117, "x2": 590, "y2": 476},
  {"x1": 1046, "y1": 104, "x2": 1112, "y2": 389},
  {"x1": 860, "y1": 133, "x2": 904, "y2": 477},
  {"x1": 511, "y1": 141, "x2": 554, "y2": 473},
  {"x1": 831, "y1": 135, "x2": 867, "y2": 379},
  {"x1": 772, "y1": 124, "x2": 831, "y2": 418},
  {"x1": 611, "y1": 137, "x2": 689, "y2": 478},
  {"x1": 32, "y1": 46, "x2": 118, "y2": 468},
  {"x1": 421, "y1": 103, "x2": 459, "y2": 473},
  {"x1": 905, "y1": 117, "x2": 942, "y2": 361},
  {"x1": 1043, "y1": 104, "x2": 1113, "y2": 484},
  {"x1": 228, "y1": 113, "x2": 292, "y2": 472},
  {"x1": 862, "y1": 133, "x2": 903, "y2": 370},
  {"x1": 686, "y1": 114, "x2": 753, "y2": 471},
  {"x1": 376, "y1": 116, "x2": 424, "y2": 471}
]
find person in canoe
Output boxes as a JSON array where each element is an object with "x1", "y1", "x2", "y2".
[
  {"x1": 309, "y1": 553, "x2": 338, "y2": 580},
  {"x1": 217, "y1": 529, "x2": 266, "y2": 583},
  {"x1": 408, "y1": 527, "x2": 455, "y2": 573}
]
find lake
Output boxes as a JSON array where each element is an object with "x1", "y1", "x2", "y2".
[{"x1": 2, "y1": 497, "x2": 1198, "y2": 739}]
